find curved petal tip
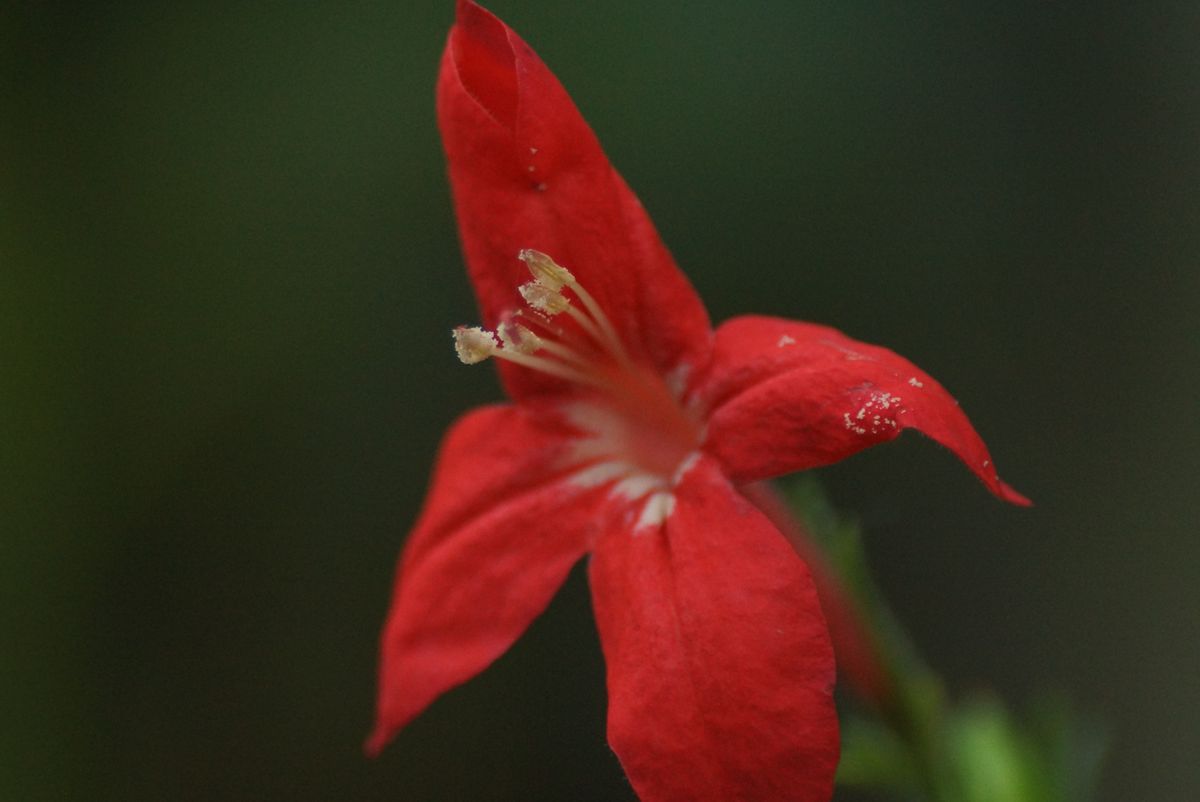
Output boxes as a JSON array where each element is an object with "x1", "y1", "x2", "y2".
[
  {"x1": 996, "y1": 480, "x2": 1033, "y2": 507},
  {"x1": 363, "y1": 724, "x2": 389, "y2": 759}
]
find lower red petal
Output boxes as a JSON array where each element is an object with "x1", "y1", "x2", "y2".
[
  {"x1": 589, "y1": 457, "x2": 839, "y2": 802},
  {"x1": 695, "y1": 315, "x2": 1030, "y2": 505},
  {"x1": 368, "y1": 403, "x2": 604, "y2": 755}
]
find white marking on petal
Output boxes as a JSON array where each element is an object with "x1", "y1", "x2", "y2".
[
  {"x1": 777, "y1": 334, "x2": 796, "y2": 347},
  {"x1": 663, "y1": 362, "x2": 691, "y2": 399},
  {"x1": 634, "y1": 491, "x2": 675, "y2": 531},
  {"x1": 908, "y1": 377, "x2": 924, "y2": 388},
  {"x1": 613, "y1": 473, "x2": 665, "y2": 502},
  {"x1": 563, "y1": 401, "x2": 607, "y2": 430},
  {"x1": 561, "y1": 400, "x2": 699, "y2": 526},
  {"x1": 671, "y1": 451, "x2": 701, "y2": 486}
]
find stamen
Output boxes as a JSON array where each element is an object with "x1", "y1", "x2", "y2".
[
  {"x1": 498, "y1": 309, "x2": 594, "y2": 369},
  {"x1": 491, "y1": 348, "x2": 610, "y2": 390},
  {"x1": 566, "y1": 280, "x2": 631, "y2": 365},
  {"x1": 530, "y1": 335, "x2": 593, "y2": 368},
  {"x1": 519, "y1": 281, "x2": 570, "y2": 315},
  {"x1": 497, "y1": 320, "x2": 542, "y2": 354},
  {"x1": 517, "y1": 250, "x2": 631, "y2": 366},
  {"x1": 518, "y1": 249, "x2": 575, "y2": 291},
  {"x1": 562, "y1": 303, "x2": 617, "y2": 356},
  {"x1": 452, "y1": 251, "x2": 654, "y2": 397},
  {"x1": 452, "y1": 323, "x2": 607, "y2": 390},
  {"x1": 510, "y1": 309, "x2": 589, "y2": 355},
  {"x1": 452, "y1": 326, "x2": 498, "y2": 364},
  {"x1": 512, "y1": 308, "x2": 568, "y2": 342}
]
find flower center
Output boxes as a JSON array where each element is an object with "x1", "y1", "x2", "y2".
[{"x1": 453, "y1": 250, "x2": 703, "y2": 525}]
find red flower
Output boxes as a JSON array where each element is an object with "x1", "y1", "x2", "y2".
[{"x1": 368, "y1": 2, "x2": 1029, "y2": 800}]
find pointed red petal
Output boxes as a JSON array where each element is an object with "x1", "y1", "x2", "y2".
[
  {"x1": 589, "y1": 457, "x2": 839, "y2": 802},
  {"x1": 367, "y1": 403, "x2": 603, "y2": 755},
  {"x1": 695, "y1": 315, "x2": 1030, "y2": 504},
  {"x1": 438, "y1": 1, "x2": 711, "y2": 398}
]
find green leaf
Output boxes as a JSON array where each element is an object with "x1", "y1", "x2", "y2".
[{"x1": 837, "y1": 713, "x2": 920, "y2": 792}]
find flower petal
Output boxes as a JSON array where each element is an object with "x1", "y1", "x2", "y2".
[
  {"x1": 438, "y1": 0, "x2": 711, "y2": 399},
  {"x1": 742, "y1": 481, "x2": 894, "y2": 711},
  {"x1": 589, "y1": 457, "x2": 839, "y2": 802},
  {"x1": 694, "y1": 315, "x2": 1030, "y2": 504},
  {"x1": 367, "y1": 403, "x2": 606, "y2": 755}
]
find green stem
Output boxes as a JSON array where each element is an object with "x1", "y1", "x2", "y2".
[{"x1": 753, "y1": 476, "x2": 1105, "y2": 802}]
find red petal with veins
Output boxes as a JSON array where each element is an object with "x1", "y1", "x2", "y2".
[
  {"x1": 438, "y1": 0, "x2": 711, "y2": 399},
  {"x1": 367, "y1": 403, "x2": 604, "y2": 755},
  {"x1": 695, "y1": 315, "x2": 1030, "y2": 505},
  {"x1": 589, "y1": 457, "x2": 839, "y2": 802}
]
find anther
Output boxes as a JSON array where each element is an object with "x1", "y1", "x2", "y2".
[
  {"x1": 497, "y1": 320, "x2": 543, "y2": 354},
  {"x1": 518, "y1": 249, "x2": 575, "y2": 291},
  {"x1": 452, "y1": 326, "x2": 498, "y2": 364},
  {"x1": 519, "y1": 281, "x2": 570, "y2": 315}
]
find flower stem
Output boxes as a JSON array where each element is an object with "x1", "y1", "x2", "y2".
[{"x1": 747, "y1": 476, "x2": 1107, "y2": 802}]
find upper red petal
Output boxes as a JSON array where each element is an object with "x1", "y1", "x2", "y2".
[
  {"x1": 367, "y1": 403, "x2": 604, "y2": 755},
  {"x1": 589, "y1": 457, "x2": 839, "y2": 802},
  {"x1": 438, "y1": 1, "x2": 711, "y2": 399},
  {"x1": 694, "y1": 315, "x2": 1030, "y2": 505}
]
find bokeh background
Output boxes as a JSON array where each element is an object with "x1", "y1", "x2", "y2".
[{"x1": 4, "y1": 1, "x2": 1197, "y2": 799}]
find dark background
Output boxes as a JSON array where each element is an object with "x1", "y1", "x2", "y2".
[{"x1": 4, "y1": 1, "x2": 1197, "y2": 799}]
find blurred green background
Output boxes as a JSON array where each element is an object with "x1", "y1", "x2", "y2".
[{"x1": 4, "y1": 1, "x2": 1197, "y2": 799}]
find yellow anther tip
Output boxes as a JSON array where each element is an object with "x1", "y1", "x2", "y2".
[
  {"x1": 498, "y1": 321, "x2": 543, "y2": 354},
  {"x1": 519, "y1": 281, "x2": 570, "y2": 315},
  {"x1": 518, "y1": 249, "x2": 575, "y2": 290},
  {"x1": 452, "y1": 326, "x2": 498, "y2": 364}
]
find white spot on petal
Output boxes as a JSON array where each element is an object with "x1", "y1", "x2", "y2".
[
  {"x1": 634, "y1": 492, "x2": 675, "y2": 531},
  {"x1": 847, "y1": 390, "x2": 908, "y2": 434},
  {"x1": 663, "y1": 362, "x2": 691, "y2": 398},
  {"x1": 777, "y1": 334, "x2": 796, "y2": 347},
  {"x1": 908, "y1": 377, "x2": 924, "y2": 388},
  {"x1": 569, "y1": 461, "x2": 633, "y2": 488},
  {"x1": 671, "y1": 452, "x2": 701, "y2": 486}
]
